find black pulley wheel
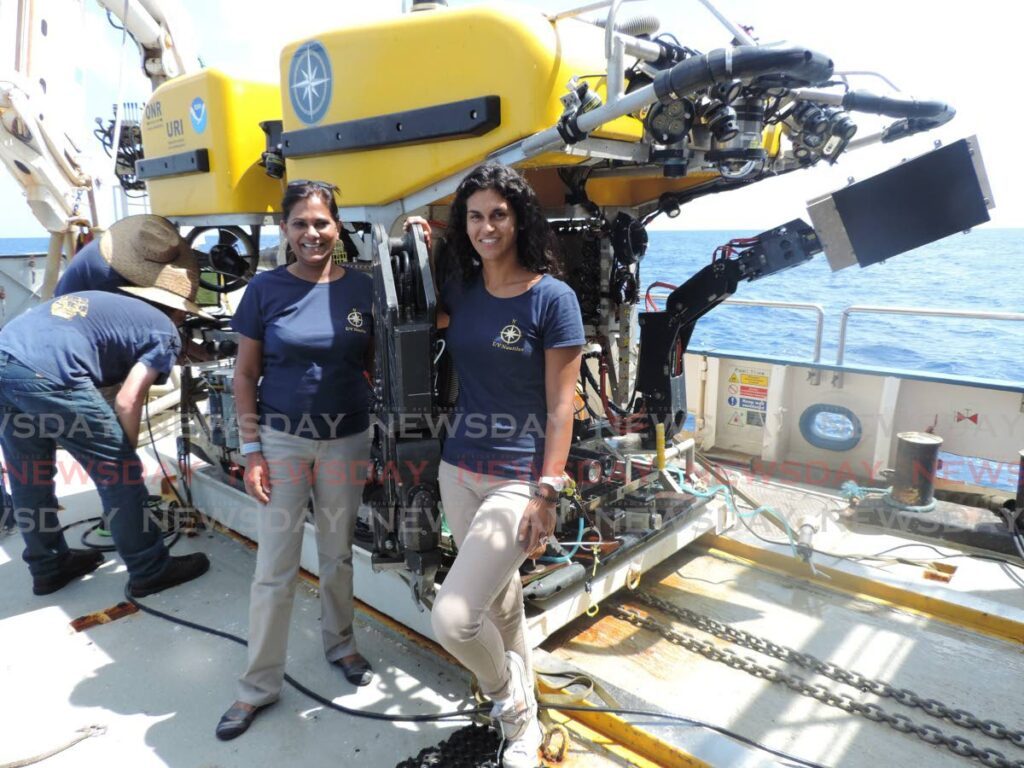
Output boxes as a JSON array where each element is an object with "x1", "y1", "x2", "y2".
[{"x1": 186, "y1": 226, "x2": 258, "y2": 293}]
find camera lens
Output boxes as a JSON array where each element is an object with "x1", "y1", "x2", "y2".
[
  {"x1": 827, "y1": 109, "x2": 858, "y2": 141},
  {"x1": 705, "y1": 103, "x2": 739, "y2": 142},
  {"x1": 801, "y1": 131, "x2": 825, "y2": 149},
  {"x1": 794, "y1": 103, "x2": 829, "y2": 136},
  {"x1": 712, "y1": 79, "x2": 743, "y2": 104}
]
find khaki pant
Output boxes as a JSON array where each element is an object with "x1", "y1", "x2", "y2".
[
  {"x1": 237, "y1": 426, "x2": 370, "y2": 706},
  {"x1": 432, "y1": 460, "x2": 535, "y2": 700}
]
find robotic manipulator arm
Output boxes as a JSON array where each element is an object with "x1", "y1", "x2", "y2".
[
  {"x1": 633, "y1": 132, "x2": 993, "y2": 436},
  {"x1": 634, "y1": 219, "x2": 821, "y2": 432}
]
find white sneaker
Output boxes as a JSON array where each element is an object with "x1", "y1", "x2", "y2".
[{"x1": 492, "y1": 650, "x2": 543, "y2": 768}]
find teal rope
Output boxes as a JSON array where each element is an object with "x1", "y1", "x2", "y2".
[
  {"x1": 839, "y1": 480, "x2": 890, "y2": 501},
  {"x1": 667, "y1": 467, "x2": 800, "y2": 557},
  {"x1": 539, "y1": 516, "x2": 586, "y2": 564}
]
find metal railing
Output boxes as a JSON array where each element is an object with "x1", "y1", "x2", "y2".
[
  {"x1": 646, "y1": 293, "x2": 1024, "y2": 386},
  {"x1": 834, "y1": 305, "x2": 1024, "y2": 385},
  {"x1": 647, "y1": 291, "x2": 826, "y2": 363},
  {"x1": 837, "y1": 305, "x2": 1024, "y2": 366}
]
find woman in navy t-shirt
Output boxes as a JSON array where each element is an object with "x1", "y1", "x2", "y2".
[
  {"x1": 216, "y1": 180, "x2": 374, "y2": 740},
  {"x1": 429, "y1": 164, "x2": 584, "y2": 768}
]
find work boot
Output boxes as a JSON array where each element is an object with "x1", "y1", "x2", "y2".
[
  {"x1": 32, "y1": 549, "x2": 105, "y2": 595},
  {"x1": 492, "y1": 650, "x2": 543, "y2": 768},
  {"x1": 129, "y1": 553, "x2": 210, "y2": 597}
]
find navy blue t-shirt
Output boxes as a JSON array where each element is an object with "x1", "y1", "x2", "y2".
[
  {"x1": 0, "y1": 291, "x2": 180, "y2": 387},
  {"x1": 440, "y1": 274, "x2": 584, "y2": 479},
  {"x1": 232, "y1": 266, "x2": 373, "y2": 439},
  {"x1": 54, "y1": 240, "x2": 130, "y2": 296}
]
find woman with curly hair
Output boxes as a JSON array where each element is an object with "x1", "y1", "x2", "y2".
[{"x1": 428, "y1": 163, "x2": 584, "y2": 768}]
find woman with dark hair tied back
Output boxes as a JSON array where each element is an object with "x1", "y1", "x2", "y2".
[
  {"x1": 216, "y1": 180, "x2": 375, "y2": 740},
  {"x1": 418, "y1": 163, "x2": 584, "y2": 768}
]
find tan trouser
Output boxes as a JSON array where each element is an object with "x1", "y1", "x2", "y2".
[
  {"x1": 236, "y1": 426, "x2": 370, "y2": 706},
  {"x1": 432, "y1": 460, "x2": 535, "y2": 700}
]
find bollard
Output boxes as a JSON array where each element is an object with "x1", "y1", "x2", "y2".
[{"x1": 886, "y1": 431, "x2": 943, "y2": 511}]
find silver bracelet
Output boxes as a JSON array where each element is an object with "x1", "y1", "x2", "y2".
[{"x1": 240, "y1": 441, "x2": 263, "y2": 456}]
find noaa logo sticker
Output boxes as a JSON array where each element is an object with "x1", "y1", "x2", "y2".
[
  {"x1": 189, "y1": 97, "x2": 207, "y2": 133},
  {"x1": 499, "y1": 322, "x2": 522, "y2": 345},
  {"x1": 347, "y1": 309, "x2": 364, "y2": 328},
  {"x1": 289, "y1": 41, "x2": 332, "y2": 125}
]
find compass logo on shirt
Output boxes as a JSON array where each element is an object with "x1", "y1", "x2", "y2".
[
  {"x1": 50, "y1": 295, "x2": 89, "y2": 320},
  {"x1": 346, "y1": 309, "x2": 366, "y2": 333},
  {"x1": 500, "y1": 323, "x2": 522, "y2": 344},
  {"x1": 492, "y1": 319, "x2": 525, "y2": 352}
]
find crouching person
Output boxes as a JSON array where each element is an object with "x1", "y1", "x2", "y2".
[{"x1": 0, "y1": 216, "x2": 211, "y2": 597}]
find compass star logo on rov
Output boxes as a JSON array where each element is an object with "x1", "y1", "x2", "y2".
[
  {"x1": 288, "y1": 41, "x2": 332, "y2": 125},
  {"x1": 493, "y1": 320, "x2": 524, "y2": 352}
]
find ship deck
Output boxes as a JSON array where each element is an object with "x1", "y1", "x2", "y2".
[{"x1": 1, "y1": 457, "x2": 1022, "y2": 768}]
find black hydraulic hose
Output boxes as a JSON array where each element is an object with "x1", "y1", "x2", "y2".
[
  {"x1": 124, "y1": 586, "x2": 829, "y2": 766},
  {"x1": 124, "y1": 584, "x2": 489, "y2": 724},
  {"x1": 653, "y1": 46, "x2": 834, "y2": 102},
  {"x1": 841, "y1": 89, "x2": 954, "y2": 120}
]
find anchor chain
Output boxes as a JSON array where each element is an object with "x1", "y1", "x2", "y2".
[
  {"x1": 612, "y1": 601, "x2": 1024, "y2": 768},
  {"x1": 632, "y1": 590, "x2": 1024, "y2": 749},
  {"x1": 394, "y1": 723, "x2": 500, "y2": 768}
]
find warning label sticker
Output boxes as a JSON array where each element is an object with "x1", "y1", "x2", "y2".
[
  {"x1": 739, "y1": 372, "x2": 768, "y2": 387},
  {"x1": 728, "y1": 367, "x2": 770, "y2": 386},
  {"x1": 726, "y1": 366, "x2": 770, "y2": 423}
]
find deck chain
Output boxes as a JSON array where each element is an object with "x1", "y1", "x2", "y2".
[
  {"x1": 394, "y1": 723, "x2": 500, "y2": 768},
  {"x1": 613, "y1": 601, "x2": 1024, "y2": 768},
  {"x1": 631, "y1": 590, "x2": 1024, "y2": 749}
]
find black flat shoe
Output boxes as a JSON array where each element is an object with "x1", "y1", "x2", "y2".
[
  {"x1": 215, "y1": 702, "x2": 269, "y2": 741},
  {"x1": 33, "y1": 549, "x2": 105, "y2": 595},
  {"x1": 129, "y1": 553, "x2": 210, "y2": 597},
  {"x1": 333, "y1": 653, "x2": 374, "y2": 686}
]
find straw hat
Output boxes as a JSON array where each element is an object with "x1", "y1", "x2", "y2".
[{"x1": 98, "y1": 215, "x2": 210, "y2": 318}]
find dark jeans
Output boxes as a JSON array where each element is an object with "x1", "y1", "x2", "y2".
[{"x1": 0, "y1": 352, "x2": 168, "y2": 581}]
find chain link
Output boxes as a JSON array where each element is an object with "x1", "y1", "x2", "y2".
[
  {"x1": 631, "y1": 590, "x2": 1024, "y2": 748},
  {"x1": 394, "y1": 723, "x2": 500, "y2": 768},
  {"x1": 611, "y1": 602, "x2": 1024, "y2": 768}
]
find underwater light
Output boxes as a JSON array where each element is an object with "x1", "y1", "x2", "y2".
[{"x1": 645, "y1": 97, "x2": 693, "y2": 144}]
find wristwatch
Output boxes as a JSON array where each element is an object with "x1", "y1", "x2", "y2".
[{"x1": 538, "y1": 475, "x2": 566, "y2": 493}]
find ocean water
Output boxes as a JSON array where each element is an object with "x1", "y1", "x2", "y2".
[
  {"x1": 641, "y1": 228, "x2": 1023, "y2": 383},
  {"x1": 3, "y1": 228, "x2": 1021, "y2": 382}
]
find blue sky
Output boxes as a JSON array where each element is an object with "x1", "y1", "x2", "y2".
[{"x1": 1, "y1": 0, "x2": 1018, "y2": 237}]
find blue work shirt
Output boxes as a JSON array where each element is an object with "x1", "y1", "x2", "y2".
[
  {"x1": 0, "y1": 291, "x2": 180, "y2": 387},
  {"x1": 232, "y1": 266, "x2": 373, "y2": 439},
  {"x1": 440, "y1": 274, "x2": 584, "y2": 479},
  {"x1": 54, "y1": 240, "x2": 130, "y2": 296}
]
